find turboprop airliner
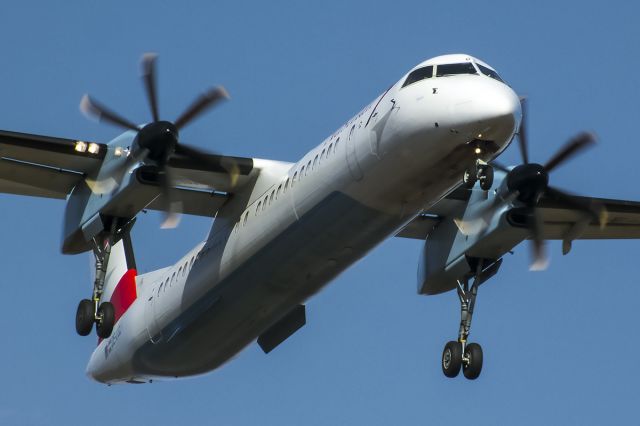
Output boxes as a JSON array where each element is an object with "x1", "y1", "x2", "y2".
[{"x1": 3, "y1": 53, "x2": 640, "y2": 383}]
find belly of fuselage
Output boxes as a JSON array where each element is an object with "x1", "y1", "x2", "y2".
[{"x1": 129, "y1": 189, "x2": 410, "y2": 378}]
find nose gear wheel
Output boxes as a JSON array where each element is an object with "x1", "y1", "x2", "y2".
[{"x1": 463, "y1": 159, "x2": 494, "y2": 191}]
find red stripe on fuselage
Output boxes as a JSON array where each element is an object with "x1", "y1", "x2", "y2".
[{"x1": 110, "y1": 269, "x2": 137, "y2": 323}]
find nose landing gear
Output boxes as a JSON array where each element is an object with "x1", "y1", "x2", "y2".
[{"x1": 463, "y1": 159, "x2": 494, "y2": 191}]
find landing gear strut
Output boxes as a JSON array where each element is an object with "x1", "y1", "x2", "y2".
[
  {"x1": 441, "y1": 260, "x2": 486, "y2": 380},
  {"x1": 75, "y1": 221, "x2": 119, "y2": 339},
  {"x1": 463, "y1": 159, "x2": 494, "y2": 191}
]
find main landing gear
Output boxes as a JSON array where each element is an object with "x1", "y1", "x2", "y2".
[
  {"x1": 463, "y1": 159, "x2": 494, "y2": 191},
  {"x1": 441, "y1": 260, "x2": 487, "y2": 380},
  {"x1": 75, "y1": 222, "x2": 118, "y2": 339}
]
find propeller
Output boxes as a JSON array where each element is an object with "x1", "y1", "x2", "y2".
[
  {"x1": 80, "y1": 53, "x2": 230, "y2": 228},
  {"x1": 486, "y1": 98, "x2": 602, "y2": 270}
]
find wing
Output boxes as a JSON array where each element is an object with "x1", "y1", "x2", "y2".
[
  {"x1": 0, "y1": 129, "x2": 106, "y2": 199},
  {"x1": 395, "y1": 214, "x2": 441, "y2": 239},
  {"x1": 396, "y1": 188, "x2": 640, "y2": 241},
  {"x1": 395, "y1": 186, "x2": 470, "y2": 239},
  {"x1": 538, "y1": 194, "x2": 640, "y2": 239},
  {"x1": 167, "y1": 151, "x2": 255, "y2": 192}
]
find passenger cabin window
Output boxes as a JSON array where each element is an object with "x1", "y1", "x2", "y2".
[
  {"x1": 435, "y1": 62, "x2": 477, "y2": 77},
  {"x1": 402, "y1": 65, "x2": 433, "y2": 88},
  {"x1": 256, "y1": 201, "x2": 262, "y2": 215},
  {"x1": 477, "y1": 64, "x2": 504, "y2": 83},
  {"x1": 334, "y1": 138, "x2": 340, "y2": 153},
  {"x1": 292, "y1": 172, "x2": 298, "y2": 187}
]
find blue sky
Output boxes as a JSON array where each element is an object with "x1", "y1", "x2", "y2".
[{"x1": 0, "y1": 1, "x2": 638, "y2": 425}]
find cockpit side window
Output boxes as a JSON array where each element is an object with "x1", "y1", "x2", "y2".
[
  {"x1": 435, "y1": 62, "x2": 477, "y2": 77},
  {"x1": 402, "y1": 66, "x2": 433, "y2": 88},
  {"x1": 477, "y1": 64, "x2": 504, "y2": 83}
]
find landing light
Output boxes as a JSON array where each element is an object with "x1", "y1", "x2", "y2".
[
  {"x1": 474, "y1": 147, "x2": 482, "y2": 155},
  {"x1": 114, "y1": 147, "x2": 123, "y2": 157},
  {"x1": 74, "y1": 141, "x2": 87, "y2": 153},
  {"x1": 87, "y1": 143, "x2": 100, "y2": 155}
]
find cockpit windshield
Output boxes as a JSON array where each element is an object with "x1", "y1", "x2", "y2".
[
  {"x1": 402, "y1": 61, "x2": 505, "y2": 89},
  {"x1": 477, "y1": 64, "x2": 504, "y2": 83},
  {"x1": 402, "y1": 66, "x2": 433, "y2": 88},
  {"x1": 435, "y1": 62, "x2": 477, "y2": 77}
]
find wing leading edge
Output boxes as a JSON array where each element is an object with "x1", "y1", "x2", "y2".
[{"x1": 0, "y1": 129, "x2": 106, "y2": 199}]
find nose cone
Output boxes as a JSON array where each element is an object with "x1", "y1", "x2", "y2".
[{"x1": 452, "y1": 78, "x2": 521, "y2": 145}]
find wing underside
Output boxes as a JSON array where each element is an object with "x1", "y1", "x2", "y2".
[
  {"x1": 397, "y1": 191, "x2": 640, "y2": 241},
  {"x1": 0, "y1": 130, "x2": 105, "y2": 199},
  {"x1": 537, "y1": 195, "x2": 640, "y2": 239}
]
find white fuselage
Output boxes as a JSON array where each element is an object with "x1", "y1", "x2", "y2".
[{"x1": 87, "y1": 54, "x2": 521, "y2": 384}]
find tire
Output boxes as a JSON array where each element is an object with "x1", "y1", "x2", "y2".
[
  {"x1": 463, "y1": 169, "x2": 476, "y2": 189},
  {"x1": 75, "y1": 299, "x2": 95, "y2": 336},
  {"x1": 442, "y1": 341, "x2": 463, "y2": 378},
  {"x1": 96, "y1": 302, "x2": 115, "y2": 339},
  {"x1": 479, "y1": 167, "x2": 494, "y2": 191},
  {"x1": 463, "y1": 343, "x2": 483, "y2": 380}
]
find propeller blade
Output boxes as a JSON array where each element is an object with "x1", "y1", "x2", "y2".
[
  {"x1": 157, "y1": 169, "x2": 182, "y2": 229},
  {"x1": 454, "y1": 190, "x2": 520, "y2": 236},
  {"x1": 80, "y1": 94, "x2": 139, "y2": 132},
  {"x1": 517, "y1": 97, "x2": 529, "y2": 165},
  {"x1": 490, "y1": 161, "x2": 511, "y2": 173},
  {"x1": 545, "y1": 186, "x2": 608, "y2": 228},
  {"x1": 529, "y1": 208, "x2": 549, "y2": 271},
  {"x1": 174, "y1": 143, "x2": 220, "y2": 168},
  {"x1": 221, "y1": 156, "x2": 241, "y2": 188},
  {"x1": 544, "y1": 132, "x2": 596, "y2": 173},
  {"x1": 174, "y1": 86, "x2": 229, "y2": 130},
  {"x1": 175, "y1": 144, "x2": 240, "y2": 188},
  {"x1": 141, "y1": 53, "x2": 160, "y2": 123}
]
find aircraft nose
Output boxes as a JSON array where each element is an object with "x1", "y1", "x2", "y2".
[{"x1": 452, "y1": 79, "x2": 521, "y2": 143}]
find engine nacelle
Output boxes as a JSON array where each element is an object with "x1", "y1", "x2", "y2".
[{"x1": 418, "y1": 191, "x2": 529, "y2": 295}]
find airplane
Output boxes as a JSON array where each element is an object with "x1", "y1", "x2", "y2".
[{"x1": 2, "y1": 53, "x2": 640, "y2": 384}]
